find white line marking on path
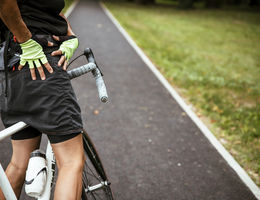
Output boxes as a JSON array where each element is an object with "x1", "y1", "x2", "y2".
[
  {"x1": 100, "y1": 2, "x2": 260, "y2": 199},
  {"x1": 64, "y1": 0, "x2": 80, "y2": 18}
]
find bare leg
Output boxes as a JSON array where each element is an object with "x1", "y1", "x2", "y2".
[
  {"x1": 52, "y1": 134, "x2": 85, "y2": 200},
  {"x1": 0, "y1": 136, "x2": 41, "y2": 199}
]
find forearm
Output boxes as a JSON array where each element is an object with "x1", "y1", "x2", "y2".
[
  {"x1": 59, "y1": 13, "x2": 75, "y2": 36},
  {"x1": 0, "y1": 0, "x2": 31, "y2": 43}
]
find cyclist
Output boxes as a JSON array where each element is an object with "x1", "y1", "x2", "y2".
[{"x1": 0, "y1": 0, "x2": 85, "y2": 199}]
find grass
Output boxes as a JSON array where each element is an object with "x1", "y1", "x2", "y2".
[{"x1": 103, "y1": 1, "x2": 260, "y2": 185}]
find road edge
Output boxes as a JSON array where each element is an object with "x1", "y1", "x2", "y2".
[
  {"x1": 100, "y1": 2, "x2": 260, "y2": 199},
  {"x1": 64, "y1": 0, "x2": 80, "y2": 18}
]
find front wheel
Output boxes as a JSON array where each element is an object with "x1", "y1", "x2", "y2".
[{"x1": 81, "y1": 129, "x2": 114, "y2": 200}]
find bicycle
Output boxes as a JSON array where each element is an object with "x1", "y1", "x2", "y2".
[{"x1": 0, "y1": 48, "x2": 114, "y2": 200}]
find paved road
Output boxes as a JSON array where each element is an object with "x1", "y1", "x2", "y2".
[{"x1": 0, "y1": 0, "x2": 258, "y2": 199}]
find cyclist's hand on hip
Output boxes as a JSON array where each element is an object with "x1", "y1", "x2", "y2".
[
  {"x1": 51, "y1": 35, "x2": 79, "y2": 71},
  {"x1": 18, "y1": 39, "x2": 53, "y2": 80}
]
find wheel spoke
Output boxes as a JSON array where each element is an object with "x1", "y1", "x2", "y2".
[
  {"x1": 81, "y1": 130, "x2": 114, "y2": 200},
  {"x1": 86, "y1": 165, "x2": 102, "y2": 181}
]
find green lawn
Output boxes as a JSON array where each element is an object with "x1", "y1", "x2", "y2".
[{"x1": 104, "y1": 1, "x2": 260, "y2": 185}]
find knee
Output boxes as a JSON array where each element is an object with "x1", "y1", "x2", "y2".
[
  {"x1": 9, "y1": 159, "x2": 28, "y2": 174},
  {"x1": 58, "y1": 155, "x2": 85, "y2": 172},
  {"x1": 71, "y1": 158, "x2": 85, "y2": 172},
  {"x1": 7, "y1": 161, "x2": 27, "y2": 183}
]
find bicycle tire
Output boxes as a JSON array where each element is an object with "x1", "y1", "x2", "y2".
[{"x1": 81, "y1": 129, "x2": 114, "y2": 200}]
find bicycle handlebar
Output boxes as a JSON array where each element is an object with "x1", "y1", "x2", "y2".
[{"x1": 67, "y1": 48, "x2": 108, "y2": 103}]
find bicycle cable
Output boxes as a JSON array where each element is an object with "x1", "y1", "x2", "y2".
[{"x1": 67, "y1": 53, "x2": 84, "y2": 69}]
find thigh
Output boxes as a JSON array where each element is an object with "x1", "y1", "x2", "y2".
[
  {"x1": 11, "y1": 135, "x2": 41, "y2": 169},
  {"x1": 51, "y1": 134, "x2": 84, "y2": 169}
]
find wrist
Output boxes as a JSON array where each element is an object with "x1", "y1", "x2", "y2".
[
  {"x1": 16, "y1": 30, "x2": 32, "y2": 43},
  {"x1": 67, "y1": 30, "x2": 75, "y2": 36}
]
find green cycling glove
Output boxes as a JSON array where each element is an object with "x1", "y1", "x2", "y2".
[
  {"x1": 59, "y1": 37, "x2": 79, "y2": 62},
  {"x1": 19, "y1": 39, "x2": 48, "y2": 68}
]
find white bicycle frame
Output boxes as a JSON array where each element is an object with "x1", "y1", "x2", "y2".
[{"x1": 0, "y1": 122, "x2": 56, "y2": 200}]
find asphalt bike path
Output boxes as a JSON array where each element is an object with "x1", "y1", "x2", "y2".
[{"x1": 0, "y1": 0, "x2": 258, "y2": 199}]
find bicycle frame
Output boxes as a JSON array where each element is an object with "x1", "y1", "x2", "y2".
[
  {"x1": 38, "y1": 141, "x2": 56, "y2": 200},
  {"x1": 0, "y1": 164, "x2": 17, "y2": 200},
  {"x1": 0, "y1": 122, "x2": 56, "y2": 200}
]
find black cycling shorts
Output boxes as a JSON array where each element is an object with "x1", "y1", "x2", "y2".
[
  {"x1": 0, "y1": 43, "x2": 83, "y2": 136},
  {"x1": 11, "y1": 126, "x2": 82, "y2": 144}
]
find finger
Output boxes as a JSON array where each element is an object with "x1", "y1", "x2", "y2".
[
  {"x1": 63, "y1": 60, "x2": 68, "y2": 71},
  {"x1": 28, "y1": 60, "x2": 34, "y2": 69},
  {"x1": 40, "y1": 56, "x2": 48, "y2": 65},
  {"x1": 47, "y1": 41, "x2": 54, "y2": 47},
  {"x1": 30, "y1": 68, "x2": 36, "y2": 80},
  {"x1": 58, "y1": 55, "x2": 66, "y2": 67},
  {"x1": 52, "y1": 35, "x2": 60, "y2": 41},
  {"x1": 18, "y1": 59, "x2": 26, "y2": 70},
  {"x1": 18, "y1": 64, "x2": 24, "y2": 71},
  {"x1": 51, "y1": 50, "x2": 62, "y2": 56},
  {"x1": 34, "y1": 59, "x2": 41, "y2": 68},
  {"x1": 19, "y1": 59, "x2": 26, "y2": 66},
  {"x1": 37, "y1": 66, "x2": 46, "y2": 80},
  {"x1": 44, "y1": 62, "x2": 53, "y2": 74}
]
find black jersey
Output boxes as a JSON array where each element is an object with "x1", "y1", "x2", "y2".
[
  {"x1": 18, "y1": 0, "x2": 68, "y2": 35},
  {"x1": 0, "y1": 0, "x2": 68, "y2": 37}
]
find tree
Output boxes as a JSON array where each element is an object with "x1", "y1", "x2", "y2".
[
  {"x1": 205, "y1": 0, "x2": 222, "y2": 8},
  {"x1": 225, "y1": 0, "x2": 242, "y2": 5},
  {"x1": 134, "y1": 0, "x2": 155, "y2": 4},
  {"x1": 234, "y1": 0, "x2": 242, "y2": 5},
  {"x1": 179, "y1": 0, "x2": 195, "y2": 8},
  {"x1": 249, "y1": 0, "x2": 259, "y2": 6}
]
